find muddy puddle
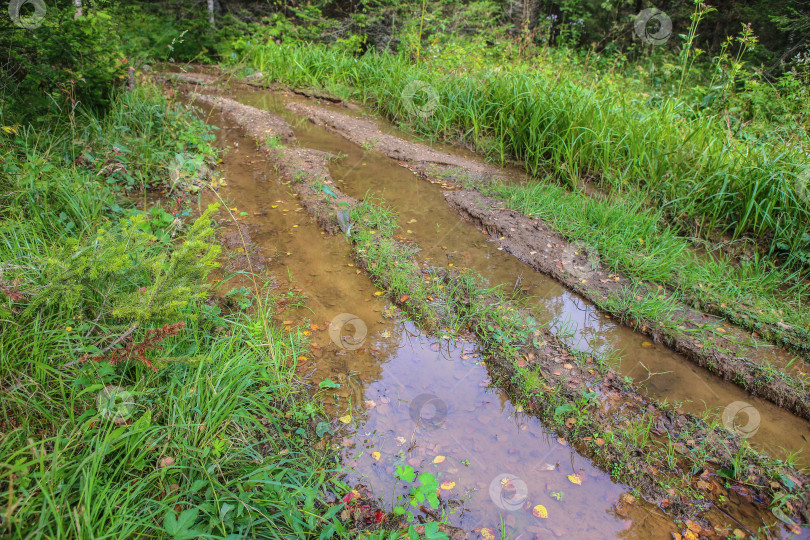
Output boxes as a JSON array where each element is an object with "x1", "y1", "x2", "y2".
[
  {"x1": 225, "y1": 90, "x2": 810, "y2": 472},
  {"x1": 201, "y1": 106, "x2": 697, "y2": 539},
  {"x1": 175, "y1": 81, "x2": 810, "y2": 537}
]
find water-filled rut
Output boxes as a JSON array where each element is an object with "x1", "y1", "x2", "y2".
[
  {"x1": 178, "y1": 82, "x2": 810, "y2": 539},
  {"x1": 202, "y1": 102, "x2": 677, "y2": 540},
  {"x1": 232, "y1": 90, "x2": 810, "y2": 468}
]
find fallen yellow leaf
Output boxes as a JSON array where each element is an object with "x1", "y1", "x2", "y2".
[
  {"x1": 567, "y1": 473, "x2": 582, "y2": 485},
  {"x1": 440, "y1": 481, "x2": 455, "y2": 490},
  {"x1": 339, "y1": 415, "x2": 352, "y2": 424},
  {"x1": 433, "y1": 455, "x2": 446, "y2": 464},
  {"x1": 532, "y1": 504, "x2": 548, "y2": 519},
  {"x1": 371, "y1": 451, "x2": 381, "y2": 461}
]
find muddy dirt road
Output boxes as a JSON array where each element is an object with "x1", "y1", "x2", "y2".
[{"x1": 163, "y1": 73, "x2": 809, "y2": 539}]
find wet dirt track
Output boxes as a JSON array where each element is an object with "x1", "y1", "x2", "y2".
[{"x1": 181, "y1": 82, "x2": 809, "y2": 539}]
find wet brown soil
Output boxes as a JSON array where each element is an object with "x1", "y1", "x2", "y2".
[
  {"x1": 281, "y1": 102, "x2": 807, "y2": 402},
  {"x1": 230, "y1": 90, "x2": 810, "y2": 472},
  {"x1": 164, "y1": 75, "x2": 810, "y2": 537},
  {"x1": 445, "y1": 190, "x2": 810, "y2": 421},
  {"x1": 284, "y1": 101, "x2": 507, "y2": 187},
  {"x1": 196, "y1": 100, "x2": 681, "y2": 540}
]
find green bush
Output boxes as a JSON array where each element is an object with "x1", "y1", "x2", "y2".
[{"x1": 1, "y1": 8, "x2": 127, "y2": 120}]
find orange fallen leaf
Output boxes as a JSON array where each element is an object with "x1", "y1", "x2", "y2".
[{"x1": 400, "y1": 295, "x2": 409, "y2": 302}]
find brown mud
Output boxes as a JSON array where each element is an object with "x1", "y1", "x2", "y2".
[
  {"x1": 280, "y1": 100, "x2": 809, "y2": 421},
  {"x1": 193, "y1": 96, "x2": 679, "y2": 539},
  {"x1": 446, "y1": 190, "x2": 810, "y2": 421},
  {"x1": 182, "y1": 85, "x2": 810, "y2": 538},
  {"x1": 231, "y1": 88, "x2": 810, "y2": 470},
  {"x1": 284, "y1": 102, "x2": 508, "y2": 186}
]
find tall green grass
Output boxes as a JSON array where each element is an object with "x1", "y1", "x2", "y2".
[
  {"x1": 237, "y1": 42, "x2": 810, "y2": 268},
  {"x1": 495, "y1": 181, "x2": 810, "y2": 351},
  {"x1": 0, "y1": 85, "x2": 392, "y2": 539}
]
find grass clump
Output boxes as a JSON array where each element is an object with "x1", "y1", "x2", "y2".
[
  {"x1": 495, "y1": 181, "x2": 810, "y2": 354},
  {"x1": 0, "y1": 85, "x2": 393, "y2": 539},
  {"x1": 235, "y1": 41, "x2": 810, "y2": 269},
  {"x1": 349, "y1": 195, "x2": 445, "y2": 327}
]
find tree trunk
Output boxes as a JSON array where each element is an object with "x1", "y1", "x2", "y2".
[
  {"x1": 73, "y1": 0, "x2": 82, "y2": 19},
  {"x1": 207, "y1": 0, "x2": 215, "y2": 25}
]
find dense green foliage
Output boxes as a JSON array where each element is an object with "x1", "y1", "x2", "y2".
[
  {"x1": 0, "y1": 82, "x2": 398, "y2": 538},
  {"x1": 2, "y1": 1, "x2": 809, "y2": 537},
  {"x1": 236, "y1": 41, "x2": 810, "y2": 265}
]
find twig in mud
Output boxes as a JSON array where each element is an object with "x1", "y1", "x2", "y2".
[
  {"x1": 637, "y1": 362, "x2": 673, "y2": 383},
  {"x1": 709, "y1": 501, "x2": 755, "y2": 537},
  {"x1": 512, "y1": 274, "x2": 524, "y2": 297},
  {"x1": 408, "y1": 424, "x2": 419, "y2": 453}
]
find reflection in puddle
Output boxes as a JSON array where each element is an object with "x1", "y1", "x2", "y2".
[
  {"x1": 203, "y1": 108, "x2": 677, "y2": 538},
  {"x1": 334, "y1": 322, "x2": 659, "y2": 538},
  {"x1": 230, "y1": 89, "x2": 810, "y2": 469},
  {"x1": 197, "y1": 95, "x2": 806, "y2": 539}
]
